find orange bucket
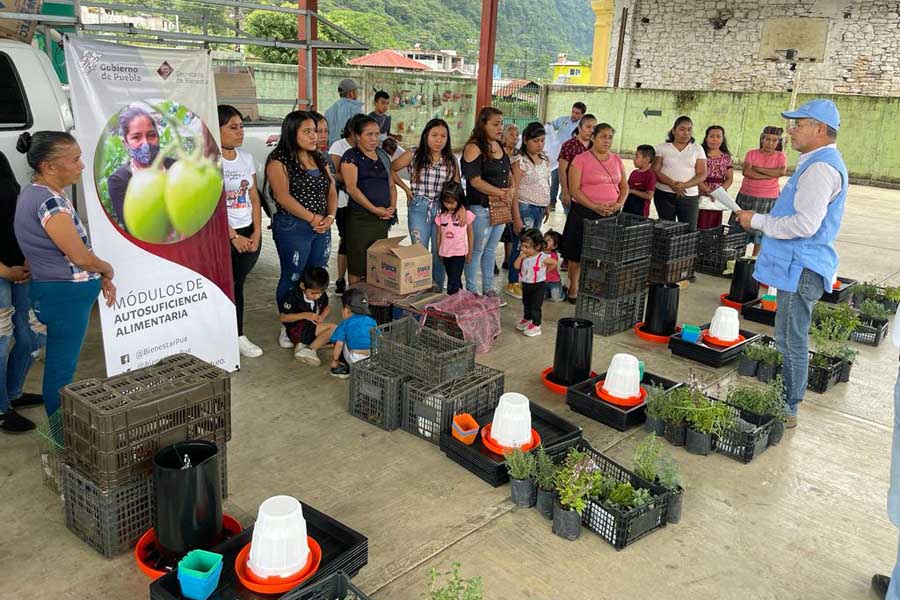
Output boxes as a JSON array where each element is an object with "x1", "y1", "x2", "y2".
[{"x1": 452, "y1": 413, "x2": 479, "y2": 445}]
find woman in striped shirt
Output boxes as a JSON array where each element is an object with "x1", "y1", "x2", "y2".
[{"x1": 392, "y1": 118, "x2": 460, "y2": 290}]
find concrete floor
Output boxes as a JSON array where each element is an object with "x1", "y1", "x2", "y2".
[{"x1": 2, "y1": 168, "x2": 900, "y2": 600}]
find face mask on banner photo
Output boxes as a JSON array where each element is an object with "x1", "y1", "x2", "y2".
[{"x1": 129, "y1": 142, "x2": 160, "y2": 166}]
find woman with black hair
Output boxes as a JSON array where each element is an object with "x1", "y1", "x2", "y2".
[
  {"x1": 340, "y1": 115, "x2": 396, "y2": 285},
  {"x1": 697, "y1": 125, "x2": 733, "y2": 230},
  {"x1": 391, "y1": 118, "x2": 460, "y2": 290},
  {"x1": 218, "y1": 105, "x2": 264, "y2": 358},
  {"x1": 266, "y1": 110, "x2": 337, "y2": 349},
  {"x1": 652, "y1": 115, "x2": 707, "y2": 230},
  {"x1": 461, "y1": 107, "x2": 512, "y2": 297}
]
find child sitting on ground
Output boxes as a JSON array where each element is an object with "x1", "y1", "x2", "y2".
[
  {"x1": 514, "y1": 228, "x2": 557, "y2": 337},
  {"x1": 623, "y1": 145, "x2": 657, "y2": 217},
  {"x1": 329, "y1": 287, "x2": 377, "y2": 379},
  {"x1": 279, "y1": 267, "x2": 336, "y2": 366},
  {"x1": 543, "y1": 230, "x2": 564, "y2": 302}
]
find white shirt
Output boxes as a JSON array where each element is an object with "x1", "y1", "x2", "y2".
[
  {"x1": 520, "y1": 251, "x2": 550, "y2": 284},
  {"x1": 329, "y1": 139, "x2": 353, "y2": 208},
  {"x1": 750, "y1": 144, "x2": 842, "y2": 240},
  {"x1": 222, "y1": 149, "x2": 256, "y2": 229},
  {"x1": 654, "y1": 142, "x2": 707, "y2": 196}
]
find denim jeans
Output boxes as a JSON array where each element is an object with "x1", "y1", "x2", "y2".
[
  {"x1": 546, "y1": 281, "x2": 564, "y2": 301},
  {"x1": 31, "y1": 279, "x2": 100, "y2": 417},
  {"x1": 550, "y1": 169, "x2": 560, "y2": 210},
  {"x1": 464, "y1": 204, "x2": 504, "y2": 294},
  {"x1": 272, "y1": 211, "x2": 331, "y2": 308},
  {"x1": 889, "y1": 367, "x2": 900, "y2": 599},
  {"x1": 406, "y1": 195, "x2": 445, "y2": 288},
  {"x1": 0, "y1": 280, "x2": 37, "y2": 413},
  {"x1": 508, "y1": 203, "x2": 547, "y2": 284},
  {"x1": 774, "y1": 268, "x2": 824, "y2": 415}
]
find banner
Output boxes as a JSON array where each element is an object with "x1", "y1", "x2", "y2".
[{"x1": 65, "y1": 38, "x2": 239, "y2": 375}]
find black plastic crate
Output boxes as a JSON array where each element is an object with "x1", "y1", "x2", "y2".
[
  {"x1": 438, "y1": 403, "x2": 583, "y2": 487},
  {"x1": 369, "y1": 303, "x2": 393, "y2": 326},
  {"x1": 570, "y1": 441, "x2": 672, "y2": 550},
  {"x1": 150, "y1": 502, "x2": 368, "y2": 600},
  {"x1": 820, "y1": 277, "x2": 857, "y2": 304},
  {"x1": 579, "y1": 256, "x2": 651, "y2": 298},
  {"x1": 741, "y1": 298, "x2": 775, "y2": 327},
  {"x1": 711, "y1": 400, "x2": 775, "y2": 464},
  {"x1": 575, "y1": 290, "x2": 647, "y2": 336},
  {"x1": 62, "y1": 463, "x2": 154, "y2": 558},
  {"x1": 651, "y1": 222, "x2": 699, "y2": 262},
  {"x1": 807, "y1": 352, "x2": 844, "y2": 394},
  {"x1": 348, "y1": 359, "x2": 409, "y2": 431},
  {"x1": 851, "y1": 315, "x2": 889, "y2": 347},
  {"x1": 668, "y1": 325, "x2": 761, "y2": 368},
  {"x1": 402, "y1": 364, "x2": 504, "y2": 445},
  {"x1": 582, "y1": 213, "x2": 654, "y2": 263},
  {"x1": 697, "y1": 226, "x2": 748, "y2": 275},
  {"x1": 649, "y1": 256, "x2": 696, "y2": 284},
  {"x1": 371, "y1": 317, "x2": 475, "y2": 384},
  {"x1": 566, "y1": 372, "x2": 681, "y2": 432},
  {"x1": 283, "y1": 571, "x2": 369, "y2": 600},
  {"x1": 422, "y1": 309, "x2": 465, "y2": 340}
]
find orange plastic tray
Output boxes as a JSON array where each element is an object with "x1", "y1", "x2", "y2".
[
  {"x1": 593, "y1": 380, "x2": 648, "y2": 407},
  {"x1": 135, "y1": 514, "x2": 243, "y2": 580},
  {"x1": 235, "y1": 537, "x2": 322, "y2": 593},
  {"x1": 633, "y1": 322, "x2": 680, "y2": 344},
  {"x1": 701, "y1": 331, "x2": 746, "y2": 348},
  {"x1": 540, "y1": 367, "x2": 598, "y2": 394},
  {"x1": 719, "y1": 293, "x2": 745, "y2": 310},
  {"x1": 480, "y1": 424, "x2": 541, "y2": 455}
]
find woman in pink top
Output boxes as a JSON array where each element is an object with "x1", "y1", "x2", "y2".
[
  {"x1": 560, "y1": 123, "x2": 628, "y2": 302},
  {"x1": 732, "y1": 126, "x2": 787, "y2": 254}
]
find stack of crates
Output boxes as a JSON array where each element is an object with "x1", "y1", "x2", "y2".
[
  {"x1": 697, "y1": 225, "x2": 750, "y2": 275},
  {"x1": 60, "y1": 354, "x2": 231, "y2": 558},
  {"x1": 348, "y1": 317, "x2": 504, "y2": 445},
  {"x1": 576, "y1": 214, "x2": 654, "y2": 335},
  {"x1": 649, "y1": 220, "x2": 700, "y2": 284}
]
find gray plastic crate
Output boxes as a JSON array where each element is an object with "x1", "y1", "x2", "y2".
[
  {"x1": 371, "y1": 317, "x2": 475, "y2": 384},
  {"x1": 348, "y1": 359, "x2": 409, "y2": 431}
]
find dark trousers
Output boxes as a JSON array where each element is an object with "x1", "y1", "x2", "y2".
[
  {"x1": 443, "y1": 255, "x2": 466, "y2": 295},
  {"x1": 231, "y1": 224, "x2": 261, "y2": 336},
  {"x1": 622, "y1": 193, "x2": 649, "y2": 217},
  {"x1": 653, "y1": 190, "x2": 700, "y2": 231},
  {"x1": 522, "y1": 281, "x2": 547, "y2": 326}
]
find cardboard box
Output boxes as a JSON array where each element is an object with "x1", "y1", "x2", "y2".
[
  {"x1": 367, "y1": 236, "x2": 432, "y2": 295},
  {"x1": 0, "y1": 0, "x2": 43, "y2": 44}
]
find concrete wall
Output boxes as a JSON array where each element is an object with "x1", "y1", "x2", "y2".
[
  {"x1": 608, "y1": 0, "x2": 900, "y2": 97},
  {"x1": 545, "y1": 85, "x2": 900, "y2": 184}
]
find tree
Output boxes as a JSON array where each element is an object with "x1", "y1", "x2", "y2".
[
  {"x1": 243, "y1": 4, "x2": 298, "y2": 65},
  {"x1": 319, "y1": 9, "x2": 401, "y2": 67}
]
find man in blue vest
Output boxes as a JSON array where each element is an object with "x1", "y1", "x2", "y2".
[{"x1": 735, "y1": 99, "x2": 848, "y2": 430}]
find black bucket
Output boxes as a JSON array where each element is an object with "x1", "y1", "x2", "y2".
[
  {"x1": 728, "y1": 258, "x2": 759, "y2": 304},
  {"x1": 153, "y1": 440, "x2": 223, "y2": 558},
  {"x1": 551, "y1": 318, "x2": 594, "y2": 386},
  {"x1": 644, "y1": 283, "x2": 680, "y2": 336}
]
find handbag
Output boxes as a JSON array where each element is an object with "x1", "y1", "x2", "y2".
[{"x1": 488, "y1": 195, "x2": 512, "y2": 226}]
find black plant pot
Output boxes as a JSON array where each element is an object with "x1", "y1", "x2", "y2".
[
  {"x1": 536, "y1": 488, "x2": 556, "y2": 519},
  {"x1": 768, "y1": 421, "x2": 785, "y2": 446},
  {"x1": 510, "y1": 477, "x2": 537, "y2": 508},
  {"x1": 664, "y1": 422, "x2": 687, "y2": 446},
  {"x1": 757, "y1": 362, "x2": 776, "y2": 383},
  {"x1": 738, "y1": 356, "x2": 758, "y2": 377},
  {"x1": 645, "y1": 283, "x2": 680, "y2": 336},
  {"x1": 552, "y1": 502, "x2": 582, "y2": 541},
  {"x1": 685, "y1": 428, "x2": 712, "y2": 455},
  {"x1": 644, "y1": 414, "x2": 666, "y2": 436},
  {"x1": 667, "y1": 487, "x2": 684, "y2": 524},
  {"x1": 552, "y1": 318, "x2": 594, "y2": 386},
  {"x1": 838, "y1": 360, "x2": 853, "y2": 383},
  {"x1": 728, "y1": 257, "x2": 759, "y2": 304}
]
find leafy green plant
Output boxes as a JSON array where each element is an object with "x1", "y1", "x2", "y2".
[
  {"x1": 858, "y1": 299, "x2": 893, "y2": 320},
  {"x1": 554, "y1": 447, "x2": 593, "y2": 515},
  {"x1": 606, "y1": 482, "x2": 636, "y2": 508},
  {"x1": 684, "y1": 395, "x2": 736, "y2": 436},
  {"x1": 644, "y1": 383, "x2": 668, "y2": 420},
  {"x1": 884, "y1": 286, "x2": 900, "y2": 303},
  {"x1": 660, "y1": 386, "x2": 697, "y2": 425},
  {"x1": 632, "y1": 487, "x2": 653, "y2": 508},
  {"x1": 854, "y1": 281, "x2": 880, "y2": 301},
  {"x1": 533, "y1": 445, "x2": 558, "y2": 492},
  {"x1": 505, "y1": 447, "x2": 535, "y2": 480},
  {"x1": 589, "y1": 471, "x2": 615, "y2": 502},
  {"x1": 428, "y1": 562, "x2": 483, "y2": 600},
  {"x1": 759, "y1": 344, "x2": 783, "y2": 366},
  {"x1": 632, "y1": 434, "x2": 664, "y2": 482},
  {"x1": 742, "y1": 342, "x2": 766, "y2": 362},
  {"x1": 656, "y1": 452, "x2": 683, "y2": 491},
  {"x1": 727, "y1": 377, "x2": 787, "y2": 421}
]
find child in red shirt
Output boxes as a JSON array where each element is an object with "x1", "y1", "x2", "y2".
[{"x1": 623, "y1": 145, "x2": 657, "y2": 217}]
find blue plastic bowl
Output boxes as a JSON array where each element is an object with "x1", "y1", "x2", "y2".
[
  {"x1": 681, "y1": 327, "x2": 701, "y2": 344},
  {"x1": 178, "y1": 550, "x2": 224, "y2": 600}
]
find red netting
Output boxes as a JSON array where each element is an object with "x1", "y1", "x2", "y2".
[{"x1": 424, "y1": 291, "x2": 501, "y2": 353}]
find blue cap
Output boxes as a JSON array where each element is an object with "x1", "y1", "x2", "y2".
[{"x1": 781, "y1": 99, "x2": 840, "y2": 131}]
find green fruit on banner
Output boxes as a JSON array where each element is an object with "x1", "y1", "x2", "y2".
[
  {"x1": 164, "y1": 159, "x2": 223, "y2": 238},
  {"x1": 123, "y1": 169, "x2": 172, "y2": 243}
]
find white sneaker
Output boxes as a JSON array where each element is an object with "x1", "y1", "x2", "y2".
[
  {"x1": 278, "y1": 327, "x2": 293, "y2": 349},
  {"x1": 524, "y1": 323, "x2": 542, "y2": 337},
  {"x1": 238, "y1": 335, "x2": 263, "y2": 358},
  {"x1": 294, "y1": 346, "x2": 321, "y2": 366},
  {"x1": 516, "y1": 319, "x2": 532, "y2": 331}
]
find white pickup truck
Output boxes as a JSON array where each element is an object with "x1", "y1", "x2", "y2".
[{"x1": 0, "y1": 38, "x2": 281, "y2": 212}]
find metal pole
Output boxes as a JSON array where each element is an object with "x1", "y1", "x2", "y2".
[
  {"x1": 305, "y1": 10, "x2": 314, "y2": 110},
  {"x1": 475, "y1": 0, "x2": 499, "y2": 110},
  {"x1": 613, "y1": 7, "x2": 627, "y2": 88}
]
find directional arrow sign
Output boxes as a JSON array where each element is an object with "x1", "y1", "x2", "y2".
[{"x1": 643, "y1": 108, "x2": 662, "y2": 118}]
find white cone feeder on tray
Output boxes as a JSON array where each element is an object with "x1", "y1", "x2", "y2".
[
  {"x1": 482, "y1": 393, "x2": 540, "y2": 453},
  {"x1": 248, "y1": 495, "x2": 310, "y2": 579},
  {"x1": 595, "y1": 353, "x2": 646, "y2": 408},
  {"x1": 704, "y1": 306, "x2": 744, "y2": 347}
]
